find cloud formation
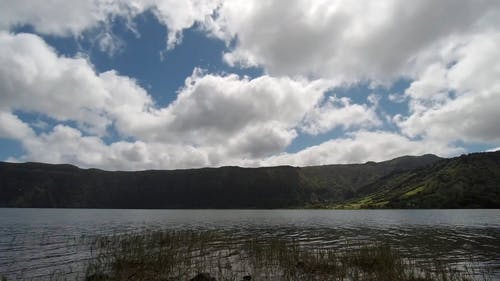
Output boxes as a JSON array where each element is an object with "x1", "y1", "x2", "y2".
[
  {"x1": 0, "y1": 32, "x2": 153, "y2": 136},
  {"x1": 2, "y1": 32, "x2": 401, "y2": 169},
  {"x1": 301, "y1": 96, "x2": 380, "y2": 135},
  {"x1": 262, "y1": 131, "x2": 463, "y2": 167},
  {"x1": 211, "y1": 0, "x2": 500, "y2": 82},
  {"x1": 398, "y1": 32, "x2": 500, "y2": 144},
  {"x1": 0, "y1": 0, "x2": 220, "y2": 49},
  {"x1": 1, "y1": 1, "x2": 499, "y2": 169}
]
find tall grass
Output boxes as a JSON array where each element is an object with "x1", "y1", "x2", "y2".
[{"x1": 81, "y1": 230, "x2": 492, "y2": 281}]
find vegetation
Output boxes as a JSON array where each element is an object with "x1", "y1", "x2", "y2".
[
  {"x1": 1, "y1": 151, "x2": 499, "y2": 209},
  {"x1": 0, "y1": 165, "x2": 303, "y2": 208},
  {"x1": 42, "y1": 230, "x2": 492, "y2": 281},
  {"x1": 339, "y1": 152, "x2": 500, "y2": 208}
]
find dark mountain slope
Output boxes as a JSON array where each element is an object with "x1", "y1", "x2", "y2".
[
  {"x1": 0, "y1": 164, "x2": 303, "y2": 208},
  {"x1": 1, "y1": 152, "x2": 499, "y2": 208}
]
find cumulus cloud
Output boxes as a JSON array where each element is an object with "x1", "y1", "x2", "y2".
[
  {"x1": 155, "y1": 70, "x2": 333, "y2": 143},
  {"x1": 301, "y1": 96, "x2": 380, "y2": 135},
  {"x1": 262, "y1": 131, "x2": 463, "y2": 167},
  {"x1": 0, "y1": 111, "x2": 35, "y2": 140},
  {"x1": 111, "y1": 69, "x2": 337, "y2": 161},
  {"x1": 148, "y1": 0, "x2": 221, "y2": 49},
  {"x1": 398, "y1": 32, "x2": 500, "y2": 144},
  {"x1": 209, "y1": 0, "x2": 500, "y2": 82},
  {"x1": 9, "y1": 124, "x2": 461, "y2": 170},
  {"x1": 0, "y1": 32, "x2": 153, "y2": 136},
  {"x1": 1, "y1": 31, "x2": 393, "y2": 169},
  {"x1": 0, "y1": 0, "x2": 220, "y2": 50},
  {"x1": 0, "y1": 0, "x2": 116, "y2": 36},
  {"x1": 2, "y1": 1, "x2": 500, "y2": 169},
  {"x1": 14, "y1": 125, "x2": 210, "y2": 170},
  {"x1": 5, "y1": 0, "x2": 498, "y2": 75}
]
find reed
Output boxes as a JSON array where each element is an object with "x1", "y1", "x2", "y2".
[{"x1": 80, "y1": 230, "x2": 492, "y2": 281}]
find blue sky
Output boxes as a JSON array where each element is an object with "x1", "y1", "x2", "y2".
[{"x1": 0, "y1": 1, "x2": 499, "y2": 170}]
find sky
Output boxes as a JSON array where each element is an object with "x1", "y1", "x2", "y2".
[{"x1": 0, "y1": 0, "x2": 500, "y2": 170}]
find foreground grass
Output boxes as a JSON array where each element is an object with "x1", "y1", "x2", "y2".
[{"x1": 75, "y1": 230, "x2": 493, "y2": 281}]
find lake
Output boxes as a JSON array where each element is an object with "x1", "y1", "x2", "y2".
[{"x1": 0, "y1": 209, "x2": 499, "y2": 280}]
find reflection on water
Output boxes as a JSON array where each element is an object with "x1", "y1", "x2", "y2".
[{"x1": 0, "y1": 209, "x2": 499, "y2": 280}]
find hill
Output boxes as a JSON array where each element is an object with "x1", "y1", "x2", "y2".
[
  {"x1": 340, "y1": 151, "x2": 500, "y2": 208},
  {"x1": 0, "y1": 165, "x2": 303, "y2": 208},
  {"x1": 0, "y1": 152, "x2": 499, "y2": 208},
  {"x1": 299, "y1": 154, "x2": 441, "y2": 206}
]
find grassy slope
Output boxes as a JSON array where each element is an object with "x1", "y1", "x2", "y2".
[
  {"x1": 298, "y1": 154, "x2": 441, "y2": 207},
  {"x1": 339, "y1": 151, "x2": 500, "y2": 208}
]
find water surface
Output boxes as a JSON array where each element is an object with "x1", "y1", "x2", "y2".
[{"x1": 1, "y1": 209, "x2": 499, "y2": 280}]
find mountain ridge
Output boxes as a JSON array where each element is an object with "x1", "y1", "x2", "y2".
[
  {"x1": 1, "y1": 152, "x2": 499, "y2": 208},
  {"x1": 14, "y1": 152, "x2": 441, "y2": 172}
]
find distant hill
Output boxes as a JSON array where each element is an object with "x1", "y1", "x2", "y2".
[{"x1": 0, "y1": 152, "x2": 499, "y2": 208}]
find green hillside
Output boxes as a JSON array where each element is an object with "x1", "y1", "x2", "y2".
[
  {"x1": 299, "y1": 154, "x2": 441, "y2": 206},
  {"x1": 1, "y1": 152, "x2": 499, "y2": 208},
  {"x1": 339, "y1": 151, "x2": 500, "y2": 208}
]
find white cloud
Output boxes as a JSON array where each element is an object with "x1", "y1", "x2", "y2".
[
  {"x1": 2, "y1": 1, "x2": 499, "y2": 169},
  {"x1": 388, "y1": 93, "x2": 407, "y2": 103},
  {"x1": 261, "y1": 131, "x2": 463, "y2": 167},
  {"x1": 0, "y1": 111, "x2": 35, "y2": 140},
  {"x1": 1, "y1": 32, "x2": 396, "y2": 169},
  {"x1": 398, "y1": 32, "x2": 500, "y2": 144},
  {"x1": 127, "y1": 70, "x2": 333, "y2": 160},
  {"x1": 151, "y1": 70, "x2": 333, "y2": 144},
  {"x1": 148, "y1": 0, "x2": 221, "y2": 50},
  {"x1": 14, "y1": 125, "x2": 210, "y2": 170},
  {"x1": 95, "y1": 29, "x2": 126, "y2": 56},
  {"x1": 209, "y1": 0, "x2": 500, "y2": 82},
  {"x1": 3, "y1": 0, "x2": 500, "y2": 82},
  {"x1": 224, "y1": 122, "x2": 297, "y2": 159},
  {"x1": 0, "y1": 0, "x2": 114, "y2": 36},
  {"x1": 0, "y1": 32, "x2": 153, "y2": 136},
  {"x1": 301, "y1": 96, "x2": 380, "y2": 135},
  {"x1": 9, "y1": 124, "x2": 461, "y2": 170},
  {"x1": 0, "y1": 0, "x2": 220, "y2": 50}
]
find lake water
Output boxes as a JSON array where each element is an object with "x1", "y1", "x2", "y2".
[{"x1": 0, "y1": 209, "x2": 499, "y2": 280}]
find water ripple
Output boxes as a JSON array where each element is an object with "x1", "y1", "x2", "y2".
[{"x1": 1, "y1": 209, "x2": 499, "y2": 280}]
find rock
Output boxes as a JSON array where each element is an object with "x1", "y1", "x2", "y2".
[
  {"x1": 190, "y1": 273, "x2": 216, "y2": 281},
  {"x1": 242, "y1": 275, "x2": 252, "y2": 281}
]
